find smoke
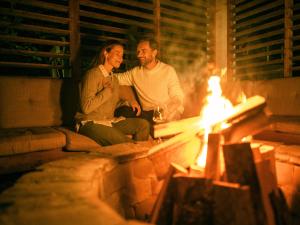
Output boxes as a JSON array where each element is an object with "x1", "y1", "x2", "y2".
[{"x1": 174, "y1": 52, "x2": 214, "y2": 117}]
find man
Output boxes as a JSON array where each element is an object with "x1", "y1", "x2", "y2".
[{"x1": 115, "y1": 37, "x2": 184, "y2": 125}]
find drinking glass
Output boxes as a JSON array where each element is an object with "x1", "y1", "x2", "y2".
[{"x1": 152, "y1": 106, "x2": 166, "y2": 124}]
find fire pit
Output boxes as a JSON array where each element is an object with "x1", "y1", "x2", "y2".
[{"x1": 146, "y1": 76, "x2": 290, "y2": 225}]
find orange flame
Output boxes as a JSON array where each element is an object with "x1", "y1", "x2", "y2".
[{"x1": 196, "y1": 75, "x2": 234, "y2": 168}]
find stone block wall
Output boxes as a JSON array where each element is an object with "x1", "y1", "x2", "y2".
[
  {"x1": 100, "y1": 157, "x2": 162, "y2": 220},
  {"x1": 0, "y1": 140, "x2": 199, "y2": 225},
  {"x1": 0, "y1": 154, "x2": 152, "y2": 225},
  {"x1": 275, "y1": 145, "x2": 300, "y2": 225}
]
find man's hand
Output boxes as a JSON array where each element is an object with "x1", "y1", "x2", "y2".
[{"x1": 130, "y1": 100, "x2": 141, "y2": 116}]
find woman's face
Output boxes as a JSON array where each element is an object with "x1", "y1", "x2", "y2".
[{"x1": 105, "y1": 45, "x2": 123, "y2": 69}]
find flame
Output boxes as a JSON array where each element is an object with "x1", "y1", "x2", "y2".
[
  {"x1": 196, "y1": 75, "x2": 234, "y2": 168},
  {"x1": 238, "y1": 92, "x2": 247, "y2": 104}
]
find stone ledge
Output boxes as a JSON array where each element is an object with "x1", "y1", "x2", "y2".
[
  {"x1": 0, "y1": 137, "x2": 211, "y2": 225},
  {"x1": 275, "y1": 145, "x2": 300, "y2": 166},
  {"x1": 0, "y1": 152, "x2": 151, "y2": 225}
]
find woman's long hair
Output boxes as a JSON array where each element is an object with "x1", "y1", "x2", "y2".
[{"x1": 88, "y1": 39, "x2": 123, "y2": 69}]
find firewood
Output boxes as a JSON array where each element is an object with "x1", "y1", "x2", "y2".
[
  {"x1": 189, "y1": 164, "x2": 204, "y2": 177},
  {"x1": 221, "y1": 110, "x2": 270, "y2": 143},
  {"x1": 223, "y1": 142, "x2": 267, "y2": 225},
  {"x1": 213, "y1": 181, "x2": 257, "y2": 225},
  {"x1": 259, "y1": 144, "x2": 277, "y2": 183},
  {"x1": 154, "y1": 116, "x2": 203, "y2": 138},
  {"x1": 173, "y1": 176, "x2": 213, "y2": 225},
  {"x1": 153, "y1": 95, "x2": 266, "y2": 138},
  {"x1": 171, "y1": 162, "x2": 188, "y2": 174},
  {"x1": 150, "y1": 96, "x2": 267, "y2": 155},
  {"x1": 269, "y1": 187, "x2": 292, "y2": 225},
  {"x1": 256, "y1": 159, "x2": 277, "y2": 225},
  {"x1": 148, "y1": 126, "x2": 203, "y2": 155},
  {"x1": 204, "y1": 133, "x2": 222, "y2": 180}
]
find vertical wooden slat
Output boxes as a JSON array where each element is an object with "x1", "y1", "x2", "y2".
[
  {"x1": 69, "y1": 0, "x2": 80, "y2": 80},
  {"x1": 227, "y1": 0, "x2": 234, "y2": 80},
  {"x1": 154, "y1": 0, "x2": 161, "y2": 54},
  {"x1": 284, "y1": 0, "x2": 293, "y2": 78},
  {"x1": 208, "y1": 0, "x2": 216, "y2": 65}
]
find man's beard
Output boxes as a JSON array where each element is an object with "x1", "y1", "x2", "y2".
[{"x1": 139, "y1": 56, "x2": 154, "y2": 66}]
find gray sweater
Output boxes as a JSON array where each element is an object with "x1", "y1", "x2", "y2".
[{"x1": 75, "y1": 67, "x2": 120, "y2": 123}]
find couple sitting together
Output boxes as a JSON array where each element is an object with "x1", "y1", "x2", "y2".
[{"x1": 75, "y1": 37, "x2": 184, "y2": 146}]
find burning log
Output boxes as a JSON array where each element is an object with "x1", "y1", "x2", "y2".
[
  {"x1": 154, "y1": 116, "x2": 203, "y2": 138},
  {"x1": 149, "y1": 126, "x2": 202, "y2": 155},
  {"x1": 153, "y1": 95, "x2": 266, "y2": 139},
  {"x1": 150, "y1": 95, "x2": 268, "y2": 155},
  {"x1": 221, "y1": 109, "x2": 270, "y2": 143}
]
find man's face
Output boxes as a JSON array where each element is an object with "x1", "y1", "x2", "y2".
[{"x1": 136, "y1": 41, "x2": 157, "y2": 66}]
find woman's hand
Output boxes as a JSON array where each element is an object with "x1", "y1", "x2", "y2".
[{"x1": 103, "y1": 76, "x2": 112, "y2": 90}]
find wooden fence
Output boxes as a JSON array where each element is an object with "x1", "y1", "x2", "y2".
[
  {"x1": 0, "y1": 0, "x2": 210, "y2": 79},
  {"x1": 228, "y1": 0, "x2": 300, "y2": 80}
]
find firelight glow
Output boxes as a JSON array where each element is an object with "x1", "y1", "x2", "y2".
[{"x1": 196, "y1": 75, "x2": 234, "y2": 168}]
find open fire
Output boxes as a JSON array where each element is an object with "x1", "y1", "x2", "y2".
[
  {"x1": 196, "y1": 75, "x2": 234, "y2": 168},
  {"x1": 148, "y1": 75, "x2": 290, "y2": 225}
]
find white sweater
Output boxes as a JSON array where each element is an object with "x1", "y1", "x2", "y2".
[{"x1": 117, "y1": 61, "x2": 184, "y2": 113}]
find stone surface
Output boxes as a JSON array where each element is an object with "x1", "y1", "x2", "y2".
[
  {"x1": 276, "y1": 161, "x2": 294, "y2": 186},
  {"x1": 1, "y1": 138, "x2": 299, "y2": 225},
  {"x1": 0, "y1": 143, "x2": 156, "y2": 225},
  {"x1": 132, "y1": 158, "x2": 154, "y2": 179},
  {"x1": 134, "y1": 196, "x2": 157, "y2": 221}
]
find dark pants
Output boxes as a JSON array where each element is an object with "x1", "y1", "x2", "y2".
[
  {"x1": 79, "y1": 118, "x2": 150, "y2": 146},
  {"x1": 115, "y1": 106, "x2": 155, "y2": 136}
]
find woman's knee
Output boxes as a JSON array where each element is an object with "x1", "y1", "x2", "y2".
[{"x1": 79, "y1": 122, "x2": 132, "y2": 146}]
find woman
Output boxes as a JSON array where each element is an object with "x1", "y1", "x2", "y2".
[{"x1": 75, "y1": 40, "x2": 150, "y2": 146}]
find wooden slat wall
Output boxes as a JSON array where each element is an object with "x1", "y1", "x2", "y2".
[
  {"x1": 293, "y1": 1, "x2": 300, "y2": 76},
  {"x1": 79, "y1": 0, "x2": 154, "y2": 71},
  {"x1": 229, "y1": 0, "x2": 285, "y2": 80},
  {"x1": 0, "y1": 0, "x2": 210, "y2": 78},
  {"x1": 159, "y1": 0, "x2": 209, "y2": 73},
  {"x1": 0, "y1": 0, "x2": 70, "y2": 77}
]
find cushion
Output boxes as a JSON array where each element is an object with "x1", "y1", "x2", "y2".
[
  {"x1": 0, "y1": 76, "x2": 63, "y2": 128},
  {"x1": 0, "y1": 127, "x2": 66, "y2": 156},
  {"x1": 56, "y1": 127, "x2": 102, "y2": 151}
]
